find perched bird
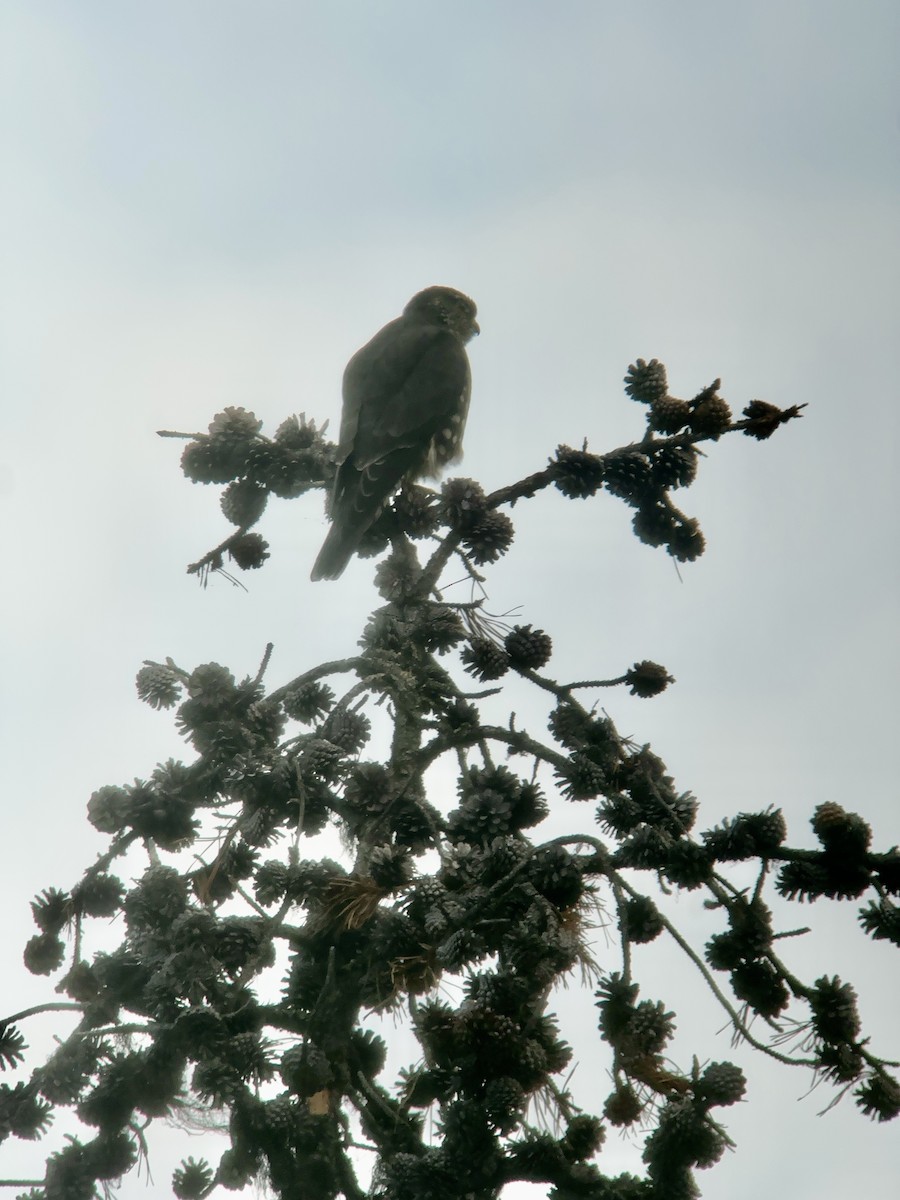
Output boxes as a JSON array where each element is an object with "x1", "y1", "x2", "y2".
[{"x1": 311, "y1": 285, "x2": 479, "y2": 581}]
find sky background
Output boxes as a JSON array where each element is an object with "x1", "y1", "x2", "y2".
[{"x1": 1, "y1": 1, "x2": 898, "y2": 1196}]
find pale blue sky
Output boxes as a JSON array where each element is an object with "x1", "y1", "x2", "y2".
[{"x1": 1, "y1": 3, "x2": 898, "y2": 1196}]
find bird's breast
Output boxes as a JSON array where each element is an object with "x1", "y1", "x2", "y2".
[{"x1": 420, "y1": 408, "x2": 467, "y2": 478}]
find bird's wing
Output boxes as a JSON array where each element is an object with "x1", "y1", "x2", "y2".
[
  {"x1": 338, "y1": 320, "x2": 470, "y2": 472},
  {"x1": 312, "y1": 315, "x2": 471, "y2": 580}
]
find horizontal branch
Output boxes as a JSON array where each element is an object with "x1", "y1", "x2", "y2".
[{"x1": 2, "y1": 1001, "x2": 83, "y2": 1024}]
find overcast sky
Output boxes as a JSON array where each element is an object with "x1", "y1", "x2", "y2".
[{"x1": 1, "y1": 3, "x2": 898, "y2": 1197}]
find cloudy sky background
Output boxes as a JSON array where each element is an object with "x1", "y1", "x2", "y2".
[{"x1": 1, "y1": 2, "x2": 898, "y2": 1195}]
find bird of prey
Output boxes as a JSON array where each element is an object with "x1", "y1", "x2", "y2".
[{"x1": 311, "y1": 285, "x2": 479, "y2": 581}]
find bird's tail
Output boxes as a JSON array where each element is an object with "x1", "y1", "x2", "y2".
[{"x1": 310, "y1": 524, "x2": 357, "y2": 581}]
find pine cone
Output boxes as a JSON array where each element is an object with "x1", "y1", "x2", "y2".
[
  {"x1": 604, "y1": 1084, "x2": 643, "y2": 1125},
  {"x1": 650, "y1": 395, "x2": 692, "y2": 433},
  {"x1": 393, "y1": 484, "x2": 439, "y2": 538},
  {"x1": 220, "y1": 480, "x2": 268, "y2": 527},
  {"x1": 208, "y1": 407, "x2": 262, "y2": 439},
  {"x1": 553, "y1": 444, "x2": 605, "y2": 498},
  {"x1": 633, "y1": 502, "x2": 676, "y2": 547},
  {"x1": 667, "y1": 515, "x2": 706, "y2": 562},
  {"x1": 625, "y1": 358, "x2": 668, "y2": 404},
  {"x1": 695, "y1": 1062, "x2": 746, "y2": 1107},
  {"x1": 741, "y1": 399, "x2": 804, "y2": 440},
  {"x1": 625, "y1": 660, "x2": 673, "y2": 698},
  {"x1": 135, "y1": 664, "x2": 182, "y2": 710},
  {"x1": 228, "y1": 532, "x2": 270, "y2": 569},
  {"x1": 603, "y1": 452, "x2": 654, "y2": 504},
  {"x1": 505, "y1": 625, "x2": 552, "y2": 670},
  {"x1": 283, "y1": 681, "x2": 335, "y2": 723},
  {"x1": 689, "y1": 382, "x2": 732, "y2": 437},
  {"x1": 440, "y1": 477, "x2": 487, "y2": 530},
  {"x1": 462, "y1": 510, "x2": 515, "y2": 564},
  {"x1": 181, "y1": 439, "x2": 245, "y2": 484},
  {"x1": 651, "y1": 445, "x2": 698, "y2": 489},
  {"x1": 461, "y1": 637, "x2": 510, "y2": 681}
]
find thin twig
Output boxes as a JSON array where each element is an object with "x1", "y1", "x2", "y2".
[{"x1": 609, "y1": 869, "x2": 816, "y2": 1068}]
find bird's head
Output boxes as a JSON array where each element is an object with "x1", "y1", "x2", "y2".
[{"x1": 405, "y1": 286, "x2": 479, "y2": 343}]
